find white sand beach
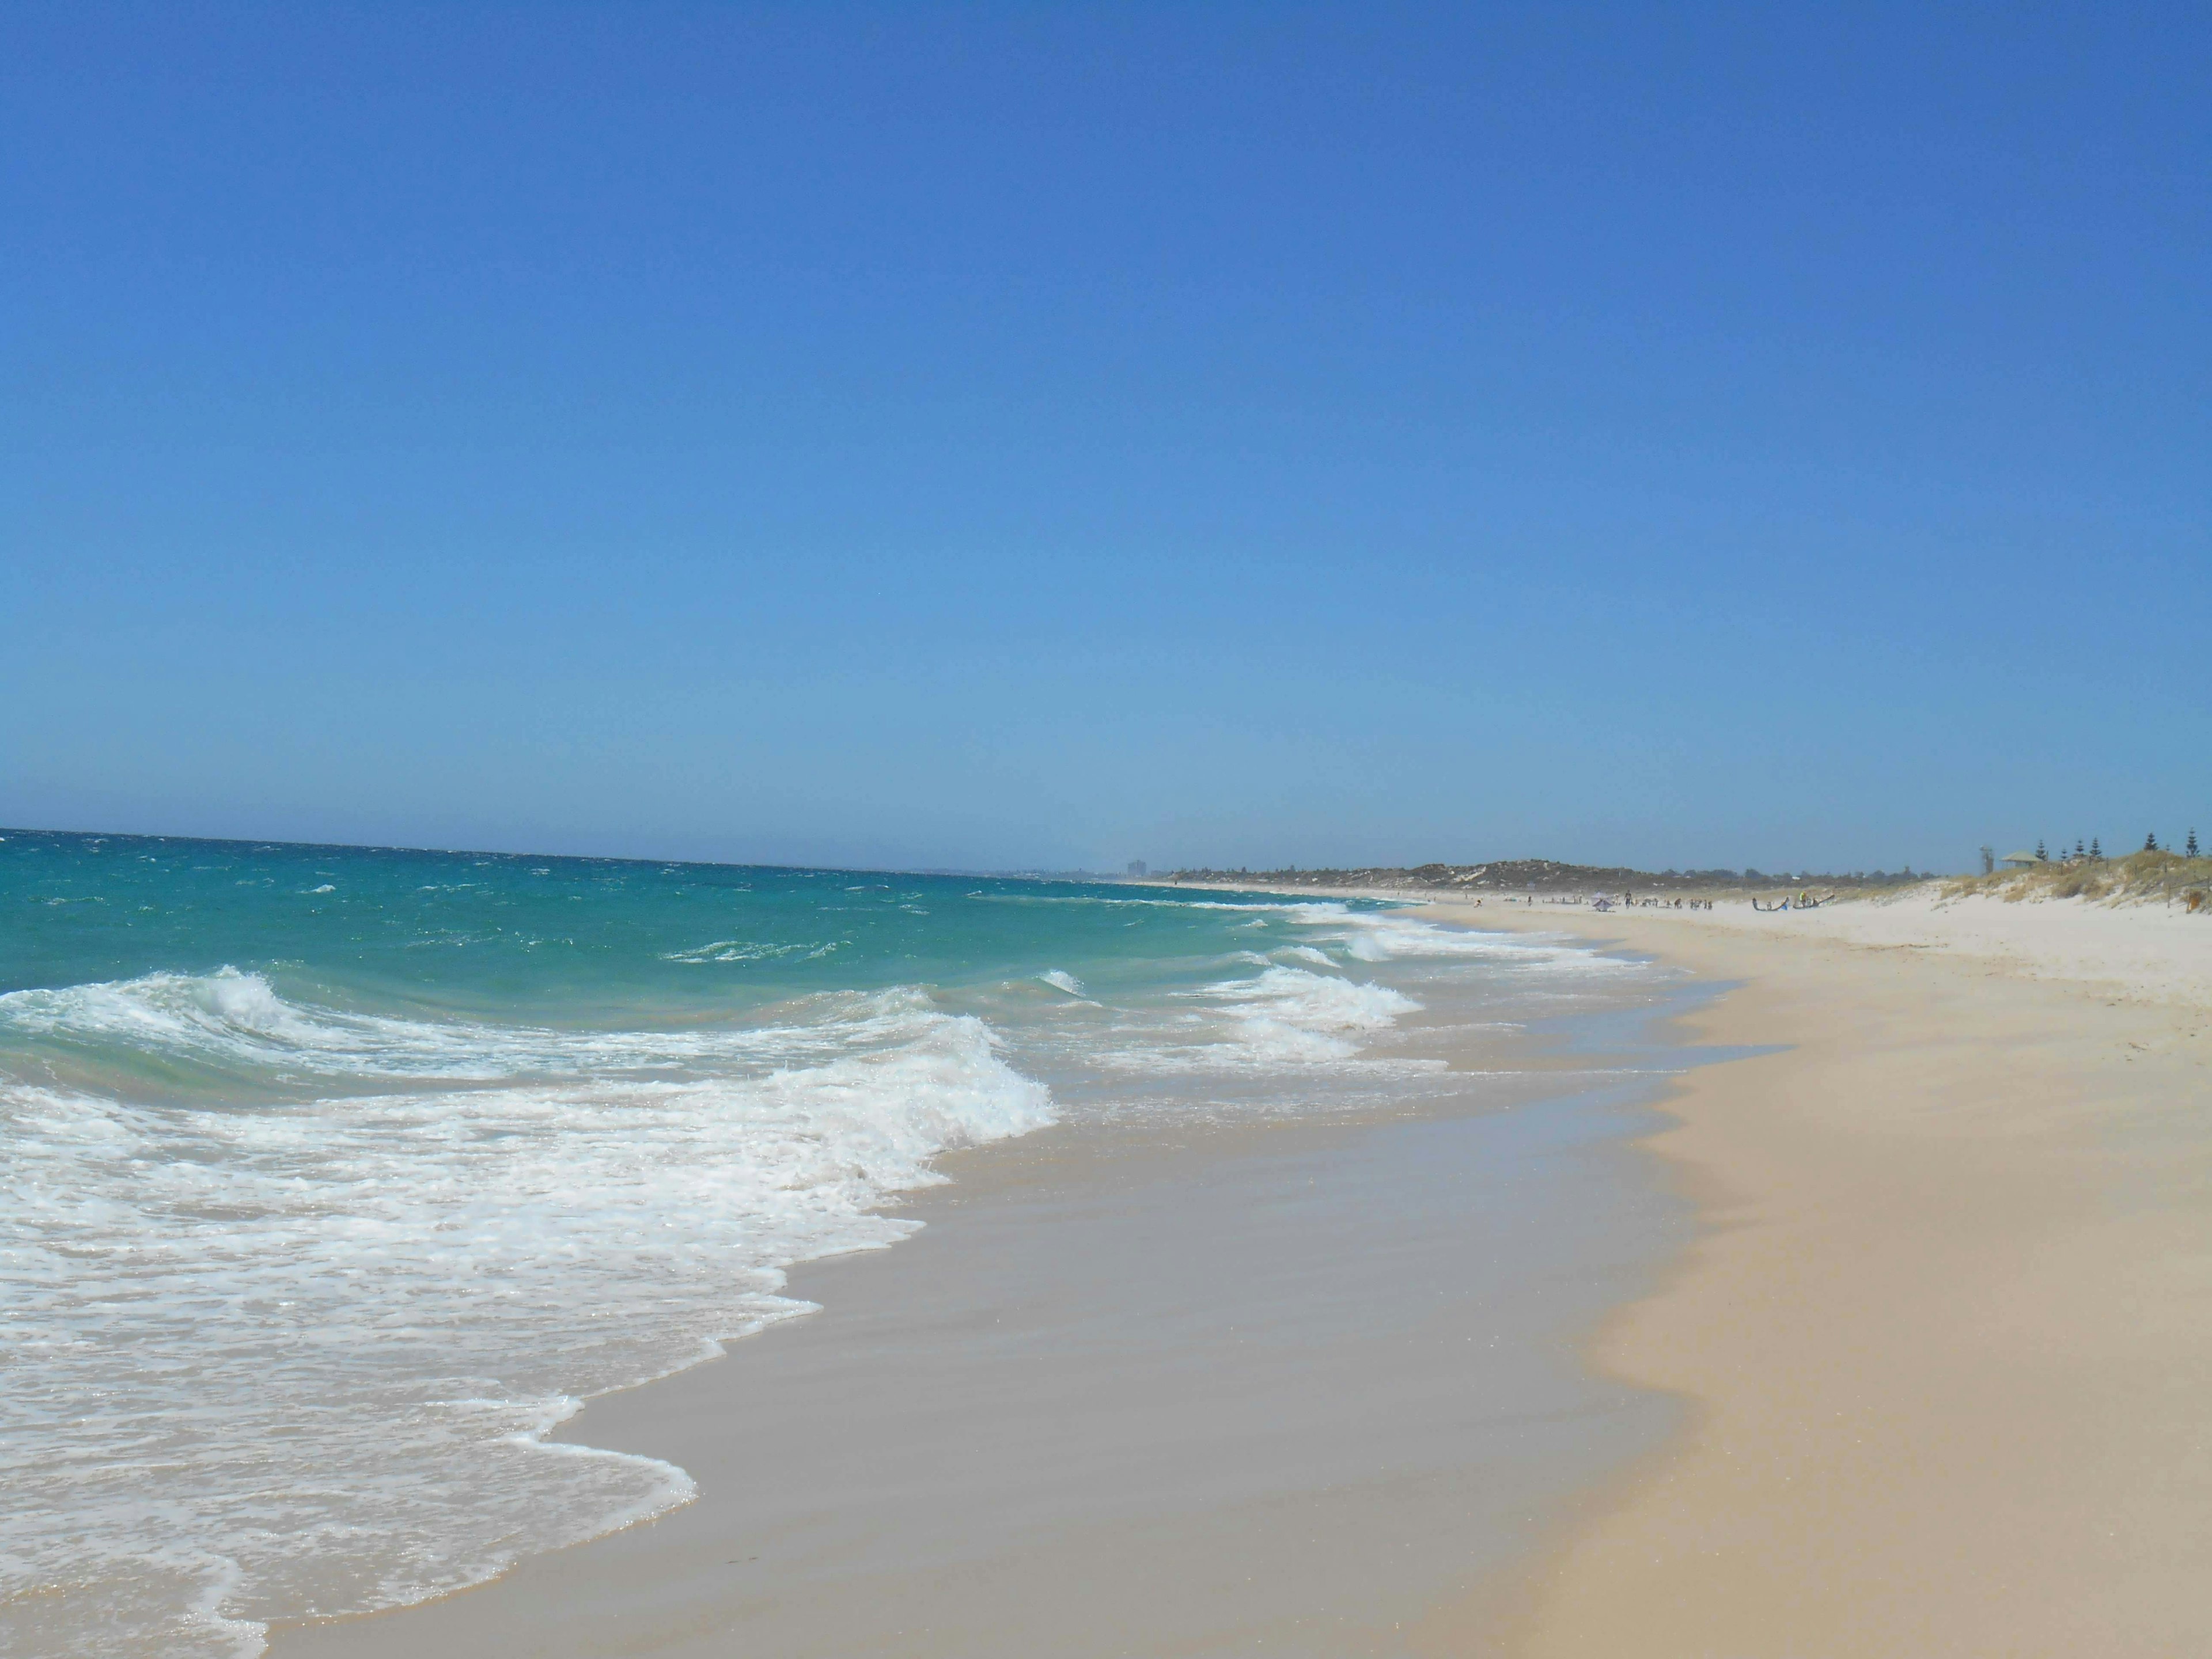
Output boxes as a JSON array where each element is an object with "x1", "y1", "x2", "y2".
[
  {"x1": 266, "y1": 883, "x2": 2212, "y2": 1657},
  {"x1": 1413, "y1": 886, "x2": 2212, "y2": 1656}
]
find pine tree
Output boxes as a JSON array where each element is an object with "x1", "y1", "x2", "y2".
[
  {"x1": 2075, "y1": 839, "x2": 2085, "y2": 859},
  {"x1": 2189, "y1": 830, "x2": 2201, "y2": 858},
  {"x1": 2143, "y1": 832, "x2": 2159, "y2": 853},
  {"x1": 2090, "y1": 837, "x2": 2102, "y2": 859},
  {"x1": 2036, "y1": 839, "x2": 2047, "y2": 861}
]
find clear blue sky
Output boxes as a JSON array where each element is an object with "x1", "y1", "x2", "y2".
[{"x1": 6, "y1": 3, "x2": 2205, "y2": 873}]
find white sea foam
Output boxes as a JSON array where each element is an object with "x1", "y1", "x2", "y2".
[
  {"x1": 0, "y1": 975, "x2": 1054, "y2": 1658},
  {"x1": 664, "y1": 939, "x2": 842, "y2": 964},
  {"x1": 0, "y1": 968, "x2": 911, "y2": 1088},
  {"x1": 1221, "y1": 965, "x2": 1419, "y2": 1032},
  {"x1": 1084, "y1": 965, "x2": 1427, "y2": 1072},
  {"x1": 1210, "y1": 965, "x2": 1421, "y2": 1062},
  {"x1": 1038, "y1": 969, "x2": 1086, "y2": 997},
  {"x1": 1325, "y1": 910, "x2": 1645, "y2": 973}
]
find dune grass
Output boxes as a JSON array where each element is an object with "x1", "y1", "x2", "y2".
[{"x1": 1943, "y1": 850, "x2": 2212, "y2": 911}]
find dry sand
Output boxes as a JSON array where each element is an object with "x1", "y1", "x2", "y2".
[{"x1": 1410, "y1": 889, "x2": 2212, "y2": 1656}]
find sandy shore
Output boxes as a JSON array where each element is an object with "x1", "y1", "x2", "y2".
[
  {"x1": 267, "y1": 985, "x2": 1699, "y2": 1659},
  {"x1": 264, "y1": 884, "x2": 2212, "y2": 1656},
  {"x1": 1411, "y1": 889, "x2": 2212, "y2": 1656}
]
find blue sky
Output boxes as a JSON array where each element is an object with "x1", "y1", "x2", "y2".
[{"x1": 5, "y1": 3, "x2": 2205, "y2": 873}]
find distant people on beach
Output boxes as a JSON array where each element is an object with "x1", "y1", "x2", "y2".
[{"x1": 1506, "y1": 891, "x2": 1709, "y2": 908}]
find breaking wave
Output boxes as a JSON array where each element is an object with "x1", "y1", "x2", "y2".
[{"x1": 0, "y1": 974, "x2": 1053, "y2": 1658}]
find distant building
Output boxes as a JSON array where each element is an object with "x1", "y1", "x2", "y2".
[
  {"x1": 1127, "y1": 859, "x2": 1147, "y2": 877},
  {"x1": 1999, "y1": 850, "x2": 2040, "y2": 869}
]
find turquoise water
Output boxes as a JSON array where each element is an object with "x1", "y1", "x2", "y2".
[
  {"x1": 0, "y1": 829, "x2": 1663, "y2": 1659},
  {"x1": 1, "y1": 832, "x2": 1350, "y2": 1021}
]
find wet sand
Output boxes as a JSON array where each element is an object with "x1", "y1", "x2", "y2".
[{"x1": 271, "y1": 999, "x2": 1697, "y2": 1658}]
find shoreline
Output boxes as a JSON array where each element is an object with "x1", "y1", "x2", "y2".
[
  {"x1": 260, "y1": 881, "x2": 2212, "y2": 1653},
  {"x1": 265, "y1": 947, "x2": 1708, "y2": 1659},
  {"x1": 1403, "y1": 892, "x2": 2212, "y2": 1654},
  {"x1": 268, "y1": 999, "x2": 1701, "y2": 1657}
]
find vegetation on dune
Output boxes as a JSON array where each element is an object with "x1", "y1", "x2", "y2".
[
  {"x1": 1944, "y1": 849, "x2": 2212, "y2": 912},
  {"x1": 1162, "y1": 847, "x2": 2212, "y2": 912}
]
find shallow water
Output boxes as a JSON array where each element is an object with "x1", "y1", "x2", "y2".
[{"x1": 0, "y1": 831, "x2": 1677, "y2": 1657}]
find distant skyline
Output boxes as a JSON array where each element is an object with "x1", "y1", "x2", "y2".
[{"x1": 6, "y1": 3, "x2": 2206, "y2": 876}]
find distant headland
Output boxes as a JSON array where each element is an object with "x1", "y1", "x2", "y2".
[{"x1": 1161, "y1": 859, "x2": 1930, "y2": 895}]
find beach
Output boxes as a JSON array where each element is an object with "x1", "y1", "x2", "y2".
[
  {"x1": 271, "y1": 1069, "x2": 1687, "y2": 1659},
  {"x1": 1419, "y1": 889, "x2": 2212, "y2": 1655},
  {"x1": 20, "y1": 3, "x2": 2202, "y2": 1650},
  {"x1": 17, "y1": 837, "x2": 2208, "y2": 1656},
  {"x1": 4, "y1": 836, "x2": 1692, "y2": 1658},
  {"x1": 278, "y1": 884, "x2": 2212, "y2": 1658}
]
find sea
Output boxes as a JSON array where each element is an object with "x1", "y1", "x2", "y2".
[{"x1": 0, "y1": 830, "x2": 1673, "y2": 1657}]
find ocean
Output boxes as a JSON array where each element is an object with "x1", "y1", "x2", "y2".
[{"x1": 0, "y1": 830, "x2": 1669, "y2": 1657}]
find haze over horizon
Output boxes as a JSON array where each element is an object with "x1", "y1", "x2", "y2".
[{"x1": 7, "y1": 4, "x2": 2206, "y2": 875}]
